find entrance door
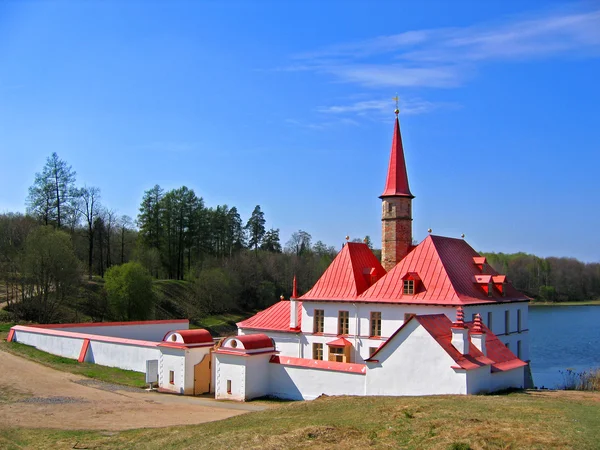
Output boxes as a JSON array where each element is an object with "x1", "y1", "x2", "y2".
[{"x1": 194, "y1": 354, "x2": 211, "y2": 395}]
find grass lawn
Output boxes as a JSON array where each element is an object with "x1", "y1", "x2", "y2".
[
  {"x1": 0, "y1": 332, "x2": 145, "y2": 389},
  {"x1": 0, "y1": 391, "x2": 599, "y2": 449}
]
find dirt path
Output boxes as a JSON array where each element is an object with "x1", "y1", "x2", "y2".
[{"x1": 0, "y1": 350, "x2": 263, "y2": 430}]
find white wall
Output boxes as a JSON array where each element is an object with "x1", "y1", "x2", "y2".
[
  {"x1": 85, "y1": 340, "x2": 161, "y2": 372},
  {"x1": 365, "y1": 320, "x2": 467, "y2": 396},
  {"x1": 214, "y1": 353, "x2": 246, "y2": 401},
  {"x1": 301, "y1": 302, "x2": 454, "y2": 363},
  {"x1": 268, "y1": 363, "x2": 366, "y2": 401},
  {"x1": 244, "y1": 354, "x2": 275, "y2": 400},
  {"x1": 12, "y1": 326, "x2": 160, "y2": 373},
  {"x1": 13, "y1": 329, "x2": 84, "y2": 359},
  {"x1": 463, "y1": 303, "x2": 529, "y2": 361},
  {"x1": 159, "y1": 348, "x2": 186, "y2": 394},
  {"x1": 49, "y1": 321, "x2": 189, "y2": 341}
]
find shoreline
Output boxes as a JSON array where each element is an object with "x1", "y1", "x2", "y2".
[{"x1": 529, "y1": 300, "x2": 600, "y2": 307}]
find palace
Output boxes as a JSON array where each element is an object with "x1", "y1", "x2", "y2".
[{"x1": 219, "y1": 108, "x2": 531, "y2": 400}]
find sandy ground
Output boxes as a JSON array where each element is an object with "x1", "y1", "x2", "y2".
[{"x1": 0, "y1": 350, "x2": 264, "y2": 430}]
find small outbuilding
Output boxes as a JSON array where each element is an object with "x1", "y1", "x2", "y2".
[
  {"x1": 213, "y1": 334, "x2": 276, "y2": 401},
  {"x1": 157, "y1": 329, "x2": 215, "y2": 395}
]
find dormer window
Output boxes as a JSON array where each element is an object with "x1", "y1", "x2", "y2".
[
  {"x1": 473, "y1": 256, "x2": 487, "y2": 273},
  {"x1": 401, "y1": 272, "x2": 421, "y2": 295},
  {"x1": 492, "y1": 275, "x2": 507, "y2": 296}
]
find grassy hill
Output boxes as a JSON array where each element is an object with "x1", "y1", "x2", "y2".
[{"x1": 0, "y1": 391, "x2": 598, "y2": 449}]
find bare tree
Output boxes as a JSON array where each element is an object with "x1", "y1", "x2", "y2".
[{"x1": 78, "y1": 186, "x2": 101, "y2": 280}]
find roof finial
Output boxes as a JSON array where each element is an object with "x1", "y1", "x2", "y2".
[
  {"x1": 472, "y1": 313, "x2": 484, "y2": 334},
  {"x1": 292, "y1": 275, "x2": 298, "y2": 299},
  {"x1": 393, "y1": 94, "x2": 399, "y2": 115},
  {"x1": 453, "y1": 306, "x2": 466, "y2": 328}
]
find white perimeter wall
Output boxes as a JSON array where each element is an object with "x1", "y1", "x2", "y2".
[
  {"x1": 12, "y1": 327, "x2": 160, "y2": 373},
  {"x1": 49, "y1": 321, "x2": 189, "y2": 341},
  {"x1": 268, "y1": 363, "x2": 365, "y2": 401},
  {"x1": 84, "y1": 340, "x2": 161, "y2": 372},
  {"x1": 13, "y1": 328, "x2": 84, "y2": 360},
  {"x1": 365, "y1": 320, "x2": 467, "y2": 396}
]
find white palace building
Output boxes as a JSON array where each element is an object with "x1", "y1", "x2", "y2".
[{"x1": 8, "y1": 110, "x2": 531, "y2": 401}]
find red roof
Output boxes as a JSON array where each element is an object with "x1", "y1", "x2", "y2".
[
  {"x1": 368, "y1": 314, "x2": 526, "y2": 372},
  {"x1": 359, "y1": 235, "x2": 529, "y2": 305},
  {"x1": 171, "y1": 329, "x2": 213, "y2": 344},
  {"x1": 234, "y1": 334, "x2": 275, "y2": 350},
  {"x1": 327, "y1": 337, "x2": 352, "y2": 347},
  {"x1": 301, "y1": 242, "x2": 386, "y2": 301},
  {"x1": 380, "y1": 116, "x2": 413, "y2": 198},
  {"x1": 237, "y1": 300, "x2": 302, "y2": 333}
]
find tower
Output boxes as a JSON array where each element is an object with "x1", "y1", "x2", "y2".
[{"x1": 380, "y1": 106, "x2": 414, "y2": 271}]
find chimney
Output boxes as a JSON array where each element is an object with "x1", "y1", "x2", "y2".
[
  {"x1": 289, "y1": 276, "x2": 298, "y2": 330},
  {"x1": 451, "y1": 306, "x2": 469, "y2": 355},
  {"x1": 470, "y1": 313, "x2": 486, "y2": 356}
]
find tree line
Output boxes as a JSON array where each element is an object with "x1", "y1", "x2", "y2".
[
  {"x1": 0, "y1": 153, "x2": 340, "y2": 323},
  {"x1": 483, "y1": 252, "x2": 600, "y2": 302}
]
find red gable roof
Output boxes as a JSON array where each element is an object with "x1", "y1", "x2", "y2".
[
  {"x1": 234, "y1": 334, "x2": 275, "y2": 350},
  {"x1": 359, "y1": 235, "x2": 529, "y2": 305},
  {"x1": 300, "y1": 242, "x2": 386, "y2": 301},
  {"x1": 368, "y1": 314, "x2": 526, "y2": 372},
  {"x1": 237, "y1": 300, "x2": 302, "y2": 333},
  {"x1": 380, "y1": 116, "x2": 413, "y2": 198}
]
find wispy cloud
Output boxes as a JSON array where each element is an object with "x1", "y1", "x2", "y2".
[
  {"x1": 291, "y1": 7, "x2": 600, "y2": 89},
  {"x1": 317, "y1": 98, "x2": 456, "y2": 117}
]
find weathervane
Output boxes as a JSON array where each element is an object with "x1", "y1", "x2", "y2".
[{"x1": 392, "y1": 94, "x2": 399, "y2": 115}]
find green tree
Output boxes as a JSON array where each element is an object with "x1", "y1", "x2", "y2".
[
  {"x1": 21, "y1": 226, "x2": 80, "y2": 323},
  {"x1": 27, "y1": 152, "x2": 77, "y2": 228},
  {"x1": 245, "y1": 205, "x2": 266, "y2": 252},
  {"x1": 261, "y1": 228, "x2": 282, "y2": 253},
  {"x1": 138, "y1": 185, "x2": 164, "y2": 250},
  {"x1": 105, "y1": 262, "x2": 155, "y2": 321},
  {"x1": 286, "y1": 230, "x2": 312, "y2": 256}
]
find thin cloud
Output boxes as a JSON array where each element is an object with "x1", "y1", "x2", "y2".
[
  {"x1": 318, "y1": 98, "x2": 459, "y2": 118},
  {"x1": 291, "y1": 7, "x2": 600, "y2": 89}
]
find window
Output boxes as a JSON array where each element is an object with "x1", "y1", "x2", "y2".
[
  {"x1": 505, "y1": 310, "x2": 510, "y2": 335},
  {"x1": 517, "y1": 309, "x2": 522, "y2": 332},
  {"x1": 314, "y1": 309, "x2": 324, "y2": 333},
  {"x1": 404, "y1": 313, "x2": 416, "y2": 322},
  {"x1": 517, "y1": 340, "x2": 522, "y2": 359},
  {"x1": 169, "y1": 370, "x2": 174, "y2": 385},
  {"x1": 505, "y1": 342, "x2": 510, "y2": 350},
  {"x1": 487, "y1": 312, "x2": 493, "y2": 330},
  {"x1": 338, "y1": 311, "x2": 349, "y2": 335},
  {"x1": 403, "y1": 280, "x2": 414, "y2": 295},
  {"x1": 312, "y1": 343, "x2": 323, "y2": 360},
  {"x1": 370, "y1": 312, "x2": 382, "y2": 337},
  {"x1": 369, "y1": 347, "x2": 379, "y2": 357},
  {"x1": 226, "y1": 379, "x2": 232, "y2": 394},
  {"x1": 329, "y1": 347, "x2": 345, "y2": 363}
]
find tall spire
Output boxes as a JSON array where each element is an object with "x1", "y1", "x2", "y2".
[
  {"x1": 380, "y1": 108, "x2": 413, "y2": 199},
  {"x1": 380, "y1": 101, "x2": 415, "y2": 271}
]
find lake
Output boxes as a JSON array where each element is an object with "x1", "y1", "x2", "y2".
[{"x1": 529, "y1": 304, "x2": 600, "y2": 388}]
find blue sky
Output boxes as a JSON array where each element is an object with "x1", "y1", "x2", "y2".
[{"x1": 1, "y1": 1, "x2": 599, "y2": 262}]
